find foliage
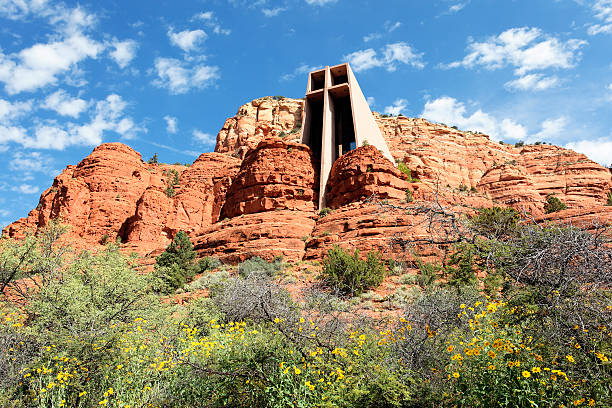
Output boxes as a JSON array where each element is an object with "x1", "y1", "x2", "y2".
[
  {"x1": 321, "y1": 246, "x2": 386, "y2": 296},
  {"x1": 164, "y1": 168, "x2": 180, "y2": 198},
  {"x1": 405, "y1": 189, "x2": 413, "y2": 203},
  {"x1": 544, "y1": 193, "x2": 567, "y2": 213},
  {"x1": 607, "y1": 190, "x2": 612, "y2": 206},
  {"x1": 318, "y1": 207, "x2": 332, "y2": 218},
  {"x1": 153, "y1": 231, "x2": 198, "y2": 293},
  {"x1": 198, "y1": 256, "x2": 221, "y2": 272},
  {"x1": 470, "y1": 206, "x2": 521, "y2": 240},
  {"x1": 237, "y1": 255, "x2": 284, "y2": 278},
  {"x1": 514, "y1": 141, "x2": 525, "y2": 147},
  {"x1": 147, "y1": 153, "x2": 158, "y2": 164},
  {"x1": 397, "y1": 162, "x2": 418, "y2": 182}
]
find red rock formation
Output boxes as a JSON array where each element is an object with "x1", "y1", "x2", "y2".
[
  {"x1": 324, "y1": 145, "x2": 412, "y2": 209},
  {"x1": 4, "y1": 97, "x2": 612, "y2": 265},
  {"x1": 215, "y1": 97, "x2": 304, "y2": 158},
  {"x1": 222, "y1": 139, "x2": 318, "y2": 218},
  {"x1": 194, "y1": 210, "x2": 315, "y2": 263}
]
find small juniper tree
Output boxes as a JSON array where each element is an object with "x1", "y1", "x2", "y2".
[
  {"x1": 544, "y1": 194, "x2": 567, "y2": 213},
  {"x1": 153, "y1": 231, "x2": 198, "y2": 293}
]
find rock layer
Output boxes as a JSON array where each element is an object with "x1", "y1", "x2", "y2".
[{"x1": 4, "y1": 97, "x2": 612, "y2": 264}]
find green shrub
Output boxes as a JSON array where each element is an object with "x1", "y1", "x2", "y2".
[
  {"x1": 458, "y1": 183, "x2": 468, "y2": 192},
  {"x1": 100, "y1": 233, "x2": 110, "y2": 245},
  {"x1": 318, "y1": 207, "x2": 332, "y2": 218},
  {"x1": 237, "y1": 256, "x2": 284, "y2": 278},
  {"x1": 514, "y1": 141, "x2": 524, "y2": 147},
  {"x1": 544, "y1": 193, "x2": 567, "y2": 213},
  {"x1": 416, "y1": 260, "x2": 440, "y2": 287},
  {"x1": 153, "y1": 231, "x2": 198, "y2": 293},
  {"x1": 470, "y1": 206, "x2": 520, "y2": 239},
  {"x1": 607, "y1": 190, "x2": 612, "y2": 206},
  {"x1": 198, "y1": 256, "x2": 221, "y2": 272},
  {"x1": 147, "y1": 153, "x2": 158, "y2": 164},
  {"x1": 321, "y1": 246, "x2": 386, "y2": 296},
  {"x1": 405, "y1": 189, "x2": 413, "y2": 203},
  {"x1": 164, "y1": 186, "x2": 176, "y2": 197}
]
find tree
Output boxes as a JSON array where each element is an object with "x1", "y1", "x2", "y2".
[
  {"x1": 544, "y1": 194, "x2": 567, "y2": 213},
  {"x1": 147, "y1": 153, "x2": 158, "y2": 164},
  {"x1": 153, "y1": 231, "x2": 198, "y2": 293}
]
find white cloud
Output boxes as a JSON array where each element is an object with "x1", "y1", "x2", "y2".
[
  {"x1": 363, "y1": 33, "x2": 383, "y2": 42},
  {"x1": 565, "y1": 137, "x2": 612, "y2": 165},
  {"x1": 262, "y1": 7, "x2": 286, "y2": 17},
  {"x1": 587, "y1": 1, "x2": 612, "y2": 35},
  {"x1": 448, "y1": 2, "x2": 469, "y2": 14},
  {"x1": 13, "y1": 184, "x2": 39, "y2": 194},
  {"x1": 9, "y1": 151, "x2": 55, "y2": 175},
  {"x1": 193, "y1": 129, "x2": 216, "y2": 146},
  {"x1": 531, "y1": 117, "x2": 568, "y2": 142},
  {"x1": 421, "y1": 96, "x2": 527, "y2": 140},
  {"x1": 420, "y1": 96, "x2": 575, "y2": 145},
  {"x1": 109, "y1": 39, "x2": 138, "y2": 68},
  {"x1": 192, "y1": 11, "x2": 231, "y2": 35},
  {"x1": 0, "y1": 94, "x2": 142, "y2": 150},
  {"x1": 281, "y1": 63, "x2": 323, "y2": 81},
  {"x1": 0, "y1": 98, "x2": 32, "y2": 124},
  {"x1": 305, "y1": 0, "x2": 337, "y2": 5},
  {"x1": 153, "y1": 57, "x2": 220, "y2": 94},
  {"x1": 384, "y1": 98, "x2": 408, "y2": 116},
  {"x1": 445, "y1": 27, "x2": 586, "y2": 88},
  {"x1": 504, "y1": 74, "x2": 560, "y2": 91},
  {"x1": 345, "y1": 42, "x2": 424, "y2": 72},
  {"x1": 366, "y1": 97, "x2": 375, "y2": 108},
  {"x1": 0, "y1": 0, "x2": 50, "y2": 20},
  {"x1": 42, "y1": 89, "x2": 88, "y2": 118},
  {"x1": 0, "y1": 32, "x2": 104, "y2": 94},
  {"x1": 164, "y1": 115, "x2": 178, "y2": 134},
  {"x1": 363, "y1": 21, "x2": 401, "y2": 43},
  {"x1": 168, "y1": 28, "x2": 207, "y2": 52}
]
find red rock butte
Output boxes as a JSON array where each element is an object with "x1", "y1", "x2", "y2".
[{"x1": 4, "y1": 93, "x2": 612, "y2": 263}]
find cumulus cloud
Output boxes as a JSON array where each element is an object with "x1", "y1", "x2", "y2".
[
  {"x1": 0, "y1": 32, "x2": 104, "y2": 94},
  {"x1": 12, "y1": 184, "x2": 39, "y2": 194},
  {"x1": 9, "y1": 151, "x2": 55, "y2": 175},
  {"x1": 384, "y1": 99, "x2": 408, "y2": 116},
  {"x1": 153, "y1": 57, "x2": 219, "y2": 94},
  {"x1": 367, "y1": 97, "x2": 375, "y2": 108},
  {"x1": 445, "y1": 27, "x2": 585, "y2": 91},
  {"x1": 193, "y1": 129, "x2": 216, "y2": 146},
  {"x1": 168, "y1": 28, "x2": 207, "y2": 52},
  {"x1": 421, "y1": 96, "x2": 527, "y2": 140},
  {"x1": 531, "y1": 117, "x2": 568, "y2": 142},
  {"x1": 0, "y1": 0, "x2": 50, "y2": 20},
  {"x1": 565, "y1": 137, "x2": 612, "y2": 165},
  {"x1": 0, "y1": 98, "x2": 32, "y2": 124},
  {"x1": 344, "y1": 42, "x2": 424, "y2": 72},
  {"x1": 587, "y1": 0, "x2": 612, "y2": 35},
  {"x1": 0, "y1": 94, "x2": 142, "y2": 150},
  {"x1": 192, "y1": 11, "x2": 231, "y2": 35},
  {"x1": 109, "y1": 39, "x2": 138, "y2": 68},
  {"x1": 42, "y1": 90, "x2": 88, "y2": 118},
  {"x1": 504, "y1": 74, "x2": 560, "y2": 91},
  {"x1": 281, "y1": 63, "x2": 323, "y2": 81},
  {"x1": 164, "y1": 115, "x2": 178, "y2": 134}
]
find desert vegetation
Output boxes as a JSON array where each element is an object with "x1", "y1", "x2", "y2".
[{"x1": 0, "y1": 205, "x2": 611, "y2": 407}]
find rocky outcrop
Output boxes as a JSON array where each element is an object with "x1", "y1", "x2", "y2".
[
  {"x1": 3, "y1": 144, "x2": 241, "y2": 254},
  {"x1": 222, "y1": 139, "x2": 318, "y2": 218},
  {"x1": 4, "y1": 97, "x2": 612, "y2": 265},
  {"x1": 194, "y1": 210, "x2": 315, "y2": 263},
  {"x1": 215, "y1": 97, "x2": 304, "y2": 158},
  {"x1": 324, "y1": 145, "x2": 412, "y2": 209}
]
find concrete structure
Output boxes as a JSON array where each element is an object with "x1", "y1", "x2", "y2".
[{"x1": 301, "y1": 62, "x2": 394, "y2": 208}]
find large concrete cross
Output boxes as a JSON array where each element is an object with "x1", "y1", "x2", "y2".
[{"x1": 300, "y1": 62, "x2": 394, "y2": 208}]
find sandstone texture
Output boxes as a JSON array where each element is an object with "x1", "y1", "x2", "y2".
[{"x1": 4, "y1": 97, "x2": 612, "y2": 264}]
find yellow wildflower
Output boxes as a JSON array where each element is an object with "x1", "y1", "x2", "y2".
[{"x1": 522, "y1": 371, "x2": 531, "y2": 378}]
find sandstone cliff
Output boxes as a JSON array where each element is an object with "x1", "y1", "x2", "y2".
[{"x1": 4, "y1": 96, "x2": 612, "y2": 262}]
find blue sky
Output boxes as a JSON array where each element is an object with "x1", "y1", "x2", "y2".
[{"x1": 0, "y1": 0, "x2": 611, "y2": 226}]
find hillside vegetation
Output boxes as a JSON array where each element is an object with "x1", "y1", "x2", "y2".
[{"x1": 1, "y1": 209, "x2": 611, "y2": 407}]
